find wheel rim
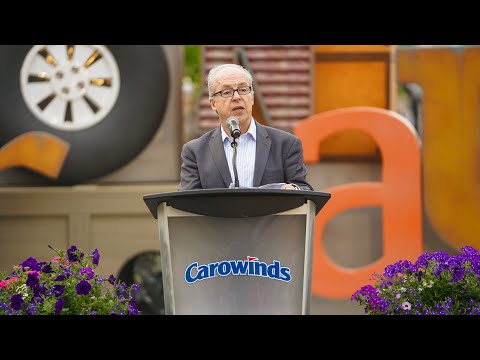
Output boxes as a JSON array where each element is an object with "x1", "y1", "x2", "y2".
[{"x1": 20, "y1": 45, "x2": 121, "y2": 131}]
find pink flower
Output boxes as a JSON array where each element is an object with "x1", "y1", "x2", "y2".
[
  {"x1": 52, "y1": 257, "x2": 70, "y2": 266},
  {"x1": 401, "y1": 301, "x2": 411, "y2": 310},
  {"x1": 0, "y1": 277, "x2": 20, "y2": 289}
]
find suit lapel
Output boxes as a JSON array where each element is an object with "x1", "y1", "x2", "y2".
[
  {"x1": 253, "y1": 123, "x2": 271, "y2": 187},
  {"x1": 210, "y1": 127, "x2": 232, "y2": 187}
]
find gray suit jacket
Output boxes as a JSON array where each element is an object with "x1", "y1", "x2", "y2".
[{"x1": 179, "y1": 121, "x2": 313, "y2": 191}]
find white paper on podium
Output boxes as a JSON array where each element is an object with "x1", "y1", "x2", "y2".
[{"x1": 228, "y1": 182, "x2": 287, "y2": 189}]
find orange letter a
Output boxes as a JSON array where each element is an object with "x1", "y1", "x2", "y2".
[{"x1": 295, "y1": 107, "x2": 423, "y2": 299}]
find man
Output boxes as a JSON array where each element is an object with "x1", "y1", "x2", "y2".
[{"x1": 179, "y1": 63, "x2": 313, "y2": 191}]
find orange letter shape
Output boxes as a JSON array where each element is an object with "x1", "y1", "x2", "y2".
[
  {"x1": 295, "y1": 107, "x2": 423, "y2": 298},
  {"x1": 0, "y1": 131, "x2": 70, "y2": 179},
  {"x1": 398, "y1": 47, "x2": 480, "y2": 251}
]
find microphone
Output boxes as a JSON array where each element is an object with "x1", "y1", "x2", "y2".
[
  {"x1": 231, "y1": 139, "x2": 239, "y2": 188},
  {"x1": 226, "y1": 117, "x2": 240, "y2": 188},
  {"x1": 226, "y1": 117, "x2": 241, "y2": 139}
]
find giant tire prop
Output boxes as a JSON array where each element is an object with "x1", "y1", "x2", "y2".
[
  {"x1": 117, "y1": 251, "x2": 165, "y2": 315},
  {"x1": 0, "y1": 45, "x2": 169, "y2": 185}
]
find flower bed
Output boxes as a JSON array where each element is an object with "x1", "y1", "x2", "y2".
[
  {"x1": 0, "y1": 245, "x2": 140, "y2": 315},
  {"x1": 352, "y1": 245, "x2": 480, "y2": 315}
]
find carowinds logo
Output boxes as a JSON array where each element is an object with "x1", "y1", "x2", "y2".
[{"x1": 184, "y1": 256, "x2": 291, "y2": 284}]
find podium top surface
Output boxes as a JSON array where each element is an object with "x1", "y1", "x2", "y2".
[{"x1": 143, "y1": 188, "x2": 331, "y2": 219}]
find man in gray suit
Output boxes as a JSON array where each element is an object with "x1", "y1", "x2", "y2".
[{"x1": 179, "y1": 63, "x2": 313, "y2": 191}]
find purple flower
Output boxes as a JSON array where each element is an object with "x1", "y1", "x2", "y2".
[
  {"x1": 41, "y1": 263, "x2": 53, "y2": 273},
  {"x1": 26, "y1": 303, "x2": 37, "y2": 315},
  {"x1": 351, "y1": 285, "x2": 389, "y2": 313},
  {"x1": 433, "y1": 263, "x2": 449, "y2": 277},
  {"x1": 10, "y1": 294, "x2": 24, "y2": 311},
  {"x1": 55, "y1": 274, "x2": 66, "y2": 281},
  {"x1": 79, "y1": 267, "x2": 95, "y2": 280},
  {"x1": 383, "y1": 262, "x2": 403, "y2": 278},
  {"x1": 92, "y1": 249, "x2": 100, "y2": 266},
  {"x1": 452, "y1": 267, "x2": 465, "y2": 282},
  {"x1": 55, "y1": 298, "x2": 65, "y2": 315},
  {"x1": 432, "y1": 251, "x2": 450, "y2": 263},
  {"x1": 76, "y1": 280, "x2": 92, "y2": 295},
  {"x1": 401, "y1": 260, "x2": 417, "y2": 273},
  {"x1": 67, "y1": 245, "x2": 84, "y2": 262},
  {"x1": 33, "y1": 283, "x2": 46, "y2": 297},
  {"x1": 129, "y1": 300, "x2": 139, "y2": 315},
  {"x1": 447, "y1": 255, "x2": 465, "y2": 269},
  {"x1": 26, "y1": 272, "x2": 39, "y2": 288},
  {"x1": 21, "y1": 257, "x2": 41, "y2": 271},
  {"x1": 52, "y1": 285, "x2": 65, "y2": 296},
  {"x1": 108, "y1": 274, "x2": 116, "y2": 285},
  {"x1": 461, "y1": 245, "x2": 479, "y2": 256},
  {"x1": 21, "y1": 257, "x2": 40, "y2": 271}
]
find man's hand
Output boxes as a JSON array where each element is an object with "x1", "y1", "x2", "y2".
[{"x1": 282, "y1": 183, "x2": 300, "y2": 190}]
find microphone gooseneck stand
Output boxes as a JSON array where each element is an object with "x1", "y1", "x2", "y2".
[{"x1": 231, "y1": 139, "x2": 240, "y2": 188}]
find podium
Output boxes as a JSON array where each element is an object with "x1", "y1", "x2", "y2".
[{"x1": 143, "y1": 188, "x2": 331, "y2": 315}]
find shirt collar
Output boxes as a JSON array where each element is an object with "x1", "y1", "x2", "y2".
[{"x1": 221, "y1": 117, "x2": 257, "y2": 142}]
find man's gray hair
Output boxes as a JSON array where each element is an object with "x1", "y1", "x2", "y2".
[{"x1": 207, "y1": 63, "x2": 253, "y2": 98}]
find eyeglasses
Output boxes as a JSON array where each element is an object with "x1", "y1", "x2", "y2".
[{"x1": 213, "y1": 86, "x2": 252, "y2": 98}]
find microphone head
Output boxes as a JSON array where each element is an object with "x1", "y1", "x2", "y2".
[
  {"x1": 226, "y1": 116, "x2": 239, "y2": 126},
  {"x1": 226, "y1": 117, "x2": 241, "y2": 139}
]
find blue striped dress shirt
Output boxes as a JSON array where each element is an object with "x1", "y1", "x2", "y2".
[{"x1": 221, "y1": 119, "x2": 257, "y2": 188}]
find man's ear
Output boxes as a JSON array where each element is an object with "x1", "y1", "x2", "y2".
[{"x1": 209, "y1": 98, "x2": 216, "y2": 112}]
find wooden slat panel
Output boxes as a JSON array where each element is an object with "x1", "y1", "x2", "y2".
[{"x1": 197, "y1": 45, "x2": 313, "y2": 133}]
